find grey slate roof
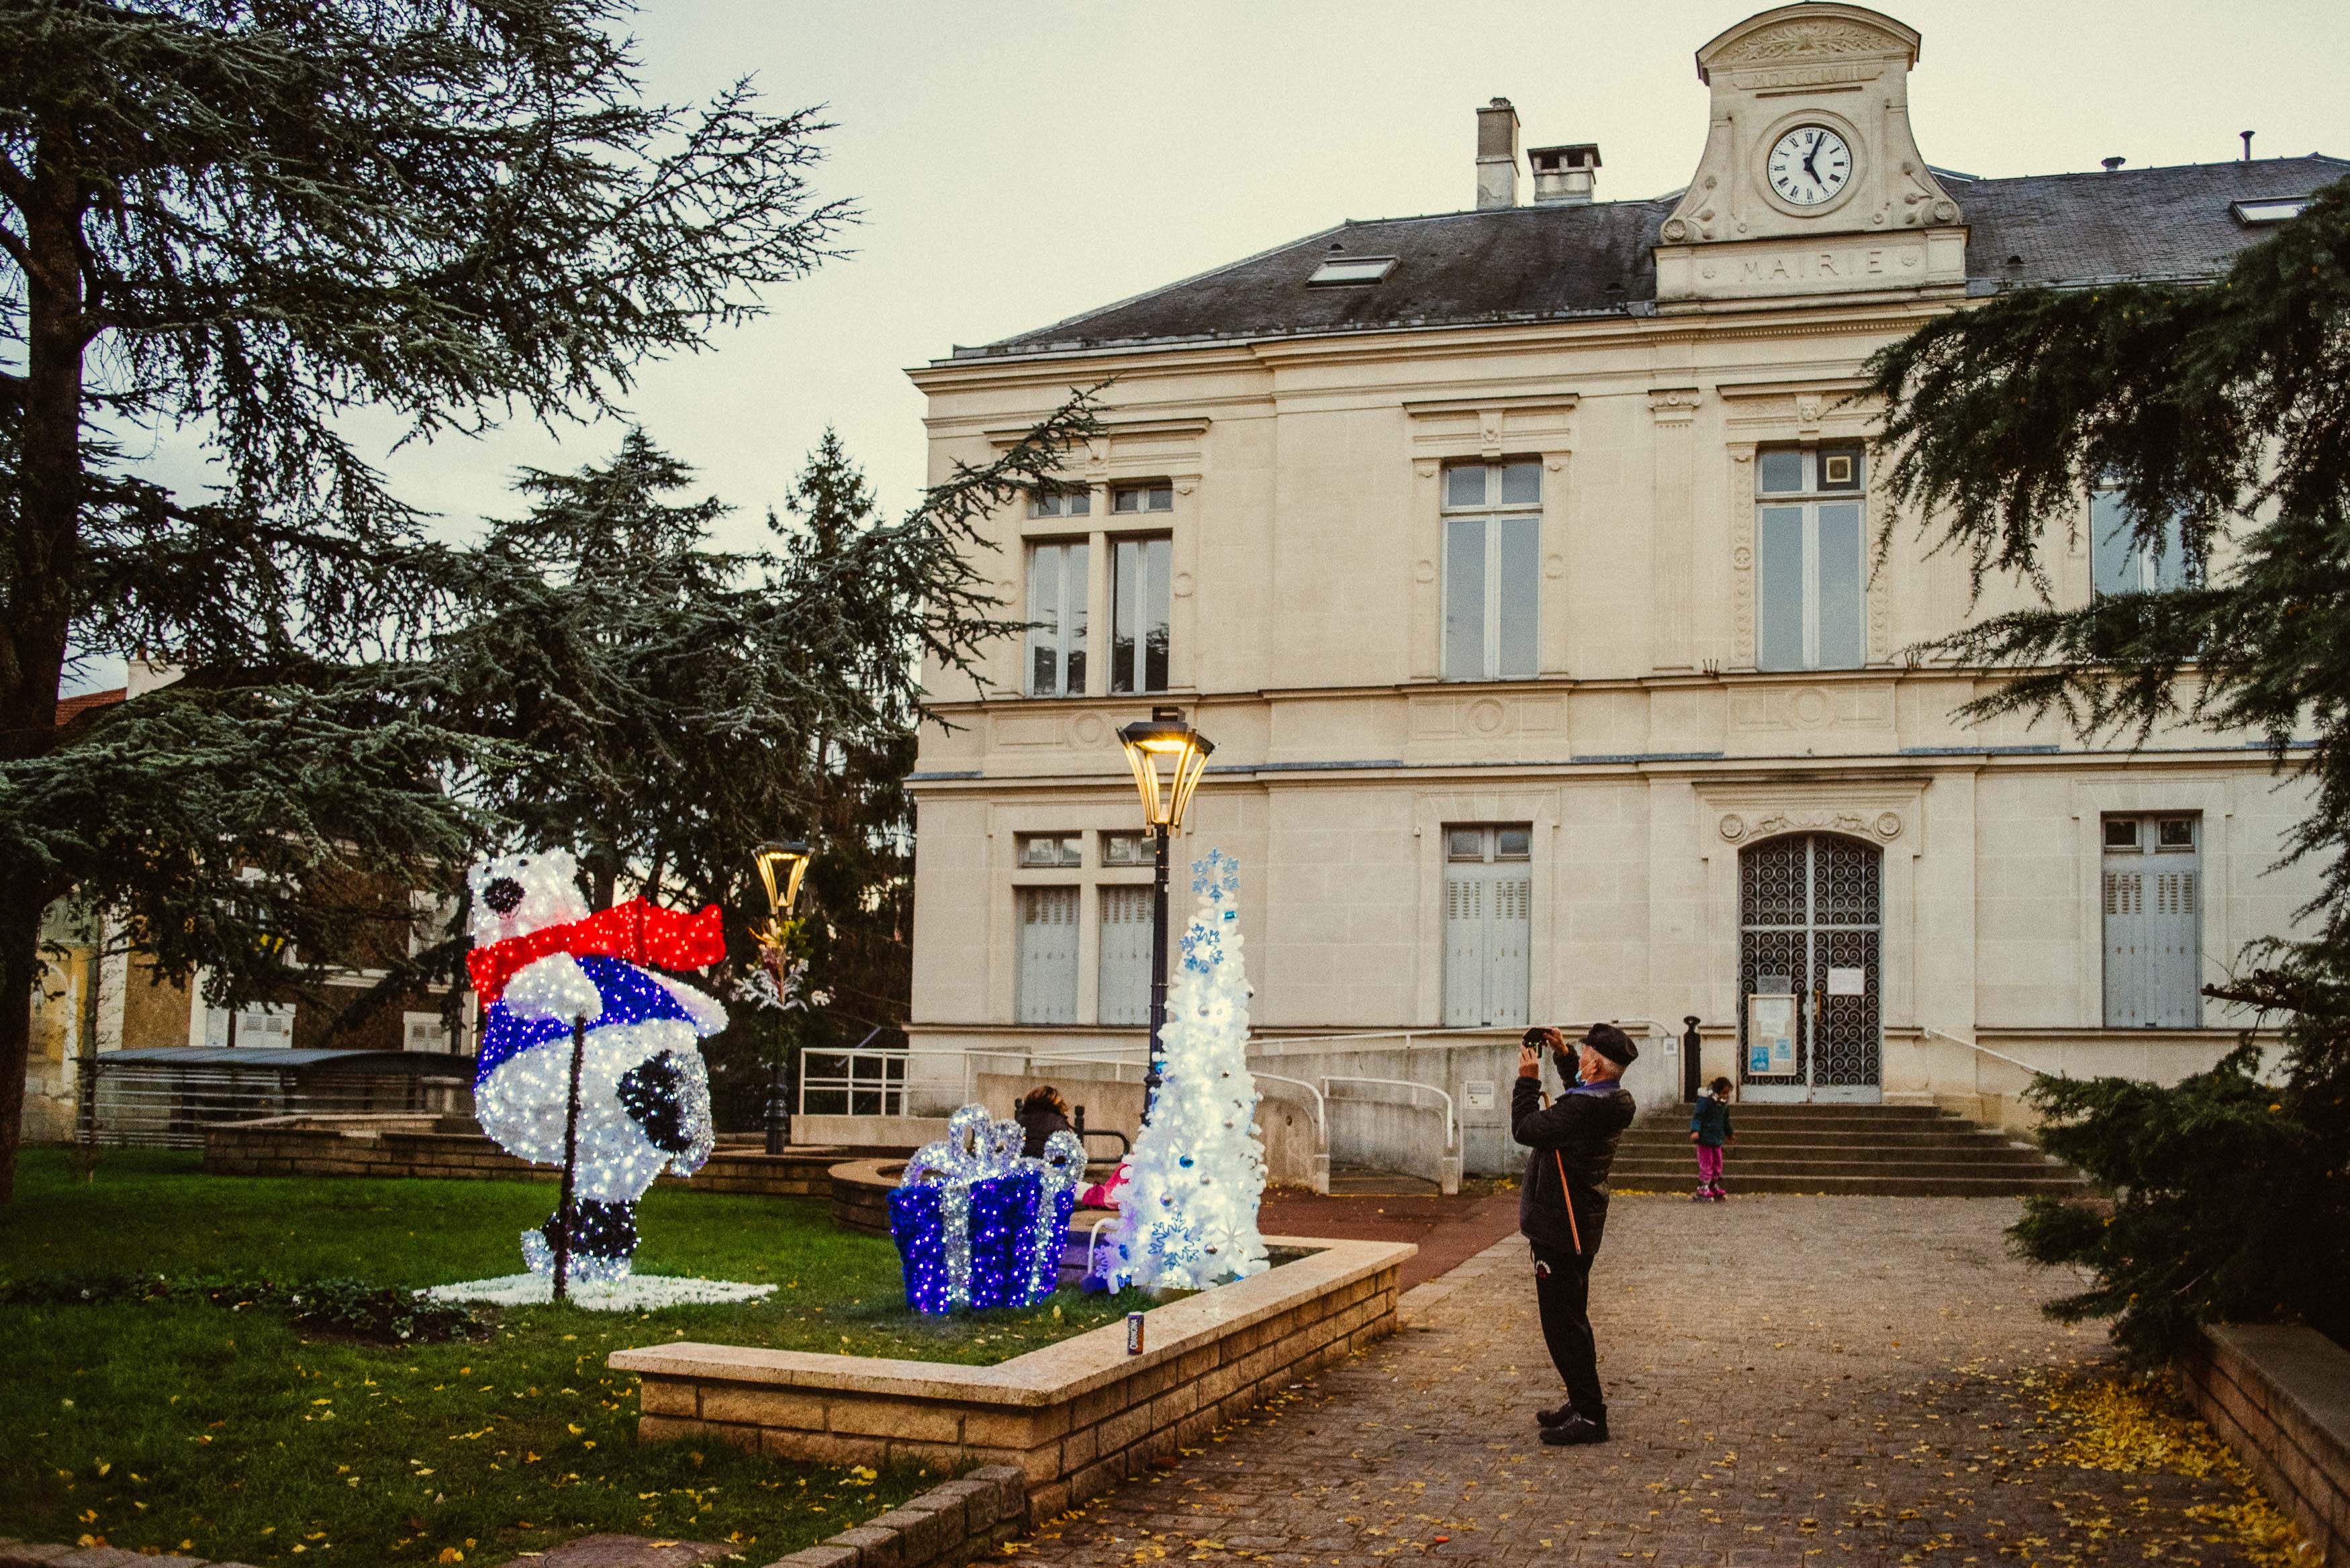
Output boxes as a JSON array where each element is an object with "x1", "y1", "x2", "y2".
[{"x1": 959, "y1": 156, "x2": 2347, "y2": 360}]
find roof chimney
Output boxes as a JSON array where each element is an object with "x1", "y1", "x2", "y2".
[
  {"x1": 2241, "y1": 130, "x2": 2255, "y2": 161},
  {"x1": 1476, "y1": 98, "x2": 1520, "y2": 209},
  {"x1": 1529, "y1": 143, "x2": 1601, "y2": 205},
  {"x1": 126, "y1": 649, "x2": 183, "y2": 698},
  {"x1": 2101, "y1": 156, "x2": 2126, "y2": 173}
]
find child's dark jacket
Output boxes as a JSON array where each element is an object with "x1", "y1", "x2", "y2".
[{"x1": 1689, "y1": 1092, "x2": 1735, "y2": 1148}]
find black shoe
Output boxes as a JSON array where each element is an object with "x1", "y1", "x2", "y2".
[
  {"x1": 1540, "y1": 1413, "x2": 1609, "y2": 1447},
  {"x1": 1536, "y1": 1402, "x2": 1576, "y2": 1428}
]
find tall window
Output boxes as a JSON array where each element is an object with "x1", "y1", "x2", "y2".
[
  {"x1": 1442, "y1": 824, "x2": 1532, "y2": 1028},
  {"x1": 1097, "y1": 885, "x2": 1154, "y2": 1025},
  {"x1": 1015, "y1": 885, "x2": 1079, "y2": 1024},
  {"x1": 2092, "y1": 487, "x2": 2190, "y2": 596},
  {"x1": 1442, "y1": 460, "x2": 1541, "y2": 681},
  {"x1": 1025, "y1": 540, "x2": 1087, "y2": 697},
  {"x1": 2102, "y1": 814, "x2": 2202, "y2": 1028},
  {"x1": 1111, "y1": 534, "x2": 1172, "y2": 693},
  {"x1": 1756, "y1": 445, "x2": 1866, "y2": 672}
]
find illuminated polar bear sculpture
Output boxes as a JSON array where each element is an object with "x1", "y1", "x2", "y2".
[{"x1": 465, "y1": 848, "x2": 728, "y2": 1282}]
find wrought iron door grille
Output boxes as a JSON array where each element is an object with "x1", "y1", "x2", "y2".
[{"x1": 1738, "y1": 832, "x2": 1883, "y2": 1097}]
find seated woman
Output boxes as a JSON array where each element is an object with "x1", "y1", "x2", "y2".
[{"x1": 1015, "y1": 1083, "x2": 1074, "y2": 1159}]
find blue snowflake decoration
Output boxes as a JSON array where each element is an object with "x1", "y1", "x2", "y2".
[{"x1": 1192, "y1": 847, "x2": 1240, "y2": 903}]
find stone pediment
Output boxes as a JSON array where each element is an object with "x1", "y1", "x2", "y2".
[
  {"x1": 1706, "y1": 14, "x2": 1907, "y2": 72},
  {"x1": 1659, "y1": 3, "x2": 1963, "y2": 303}
]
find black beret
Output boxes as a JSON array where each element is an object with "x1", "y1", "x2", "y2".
[{"x1": 1582, "y1": 1022, "x2": 1638, "y2": 1067}]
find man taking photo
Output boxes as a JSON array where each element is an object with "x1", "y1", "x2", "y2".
[{"x1": 1513, "y1": 1022, "x2": 1639, "y2": 1447}]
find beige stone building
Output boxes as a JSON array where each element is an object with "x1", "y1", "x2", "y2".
[{"x1": 898, "y1": 3, "x2": 2341, "y2": 1179}]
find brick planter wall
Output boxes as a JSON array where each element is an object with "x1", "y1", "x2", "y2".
[
  {"x1": 610, "y1": 1236, "x2": 1413, "y2": 1526},
  {"x1": 771, "y1": 1463, "x2": 1029, "y2": 1568},
  {"x1": 2182, "y1": 1322, "x2": 2350, "y2": 1565},
  {"x1": 829, "y1": 1157, "x2": 904, "y2": 1234}
]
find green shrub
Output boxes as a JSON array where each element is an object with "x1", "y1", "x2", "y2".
[{"x1": 2011, "y1": 1040, "x2": 2349, "y2": 1364}]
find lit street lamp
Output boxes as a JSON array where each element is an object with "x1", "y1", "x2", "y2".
[
  {"x1": 1117, "y1": 706, "x2": 1214, "y2": 1121},
  {"x1": 752, "y1": 840, "x2": 813, "y2": 1155}
]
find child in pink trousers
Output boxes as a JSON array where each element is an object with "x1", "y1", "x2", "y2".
[{"x1": 1689, "y1": 1076, "x2": 1736, "y2": 1201}]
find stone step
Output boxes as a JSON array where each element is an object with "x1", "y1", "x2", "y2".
[
  {"x1": 1617, "y1": 1130, "x2": 2029, "y2": 1151},
  {"x1": 1669, "y1": 1102, "x2": 1953, "y2": 1118},
  {"x1": 1613, "y1": 1155, "x2": 2068, "y2": 1181},
  {"x1": 1638, "y1": 1116, "x2": 1984, "y2": 1137},
  {"x1": 1611, "y1": 1171, "x2": 2094, "y2": 1197},
  {"x1": 1616, "y1": 1155, "x2": 2060, "y2": 1179},
  {"x1": 1617, "y1": 1132, "x2": 2046, "y2": 1155}
]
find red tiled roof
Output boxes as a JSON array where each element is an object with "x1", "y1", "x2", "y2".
[{"x1": 55, "y1": 688, "x2": 126, "y2": 726}]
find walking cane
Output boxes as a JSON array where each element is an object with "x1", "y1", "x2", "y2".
[{"x1": 1538, "y1": 1079, "x2": 1585, "y2": 1257}]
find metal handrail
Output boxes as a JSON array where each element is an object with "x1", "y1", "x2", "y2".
[
  {"x1": 1320, "y1": 1074, "x2": 1456, "y2": 1153},
  {"x1": 1920, "y1": 1026, "x2": 2057, "y2": 1079},
  {"x1": 1250, "y1": 1071, "x2": 1327, "y2": 1149}
]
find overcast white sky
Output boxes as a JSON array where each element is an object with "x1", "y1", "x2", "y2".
[{"x1": 77, "y1": 0, "x2": 2350, "y2": 693}]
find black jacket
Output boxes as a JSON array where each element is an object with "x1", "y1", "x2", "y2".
[
  {"x1": 1514, "y1": 1074, "x2": 1637, "y2": 1258},
  {"x1": 1015, "y1": 1106, "x2": 1074, "y2": 1160}
]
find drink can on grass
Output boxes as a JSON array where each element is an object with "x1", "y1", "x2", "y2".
[{"x1": 1127, "y1": 1310, "x2": 1145, "y2": 1355}]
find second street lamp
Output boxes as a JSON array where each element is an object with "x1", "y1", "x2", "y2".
[
  {"x1": 1117, "y1": 705, "x2": 1214, "y2": 1122},
  {"x1": 751, "y1": 840, "x2": 813, "y2": 1155}
]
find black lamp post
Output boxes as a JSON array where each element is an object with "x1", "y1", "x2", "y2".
[
  {"x1": 753, "y1": 840, "x2": 812, "y2": 1155},
  {"x1": 1117, "y1": 706, "x2": 1214, "y2": 1122}
]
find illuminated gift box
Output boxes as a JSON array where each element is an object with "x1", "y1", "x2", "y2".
[{"x1": 888, "y1": 1106, "x2": 1085, "y2": 1314}]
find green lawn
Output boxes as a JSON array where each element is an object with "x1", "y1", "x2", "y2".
[{"x1": 0, "y1": 1148, "x2": 1144, "y2": 1564}]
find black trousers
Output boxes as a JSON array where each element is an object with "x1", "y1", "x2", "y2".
[{"x1": 1531, "y1": 1240, "x2": 1605, "y2": 1422}]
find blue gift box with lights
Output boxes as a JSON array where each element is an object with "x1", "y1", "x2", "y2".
[{"x1": 888, "y1": 1105, "x2": 1085, "y2": 1314}]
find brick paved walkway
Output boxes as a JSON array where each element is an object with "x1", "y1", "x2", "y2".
[
  {"x1": 1017, "y1": 1195, "x2": 2280, "y2": 1567},
  {"x1": 1259, "y1": 1191, "x2": 1524, "y2": 1293}
]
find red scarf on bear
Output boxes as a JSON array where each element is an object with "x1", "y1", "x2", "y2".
[{"x1": 466, "y1": 898, "x2": 726, "y2": 1003}]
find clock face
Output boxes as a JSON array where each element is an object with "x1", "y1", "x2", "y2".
[{"x1": 1767, "y1": 126, "x2": 1853, "y2": 206}]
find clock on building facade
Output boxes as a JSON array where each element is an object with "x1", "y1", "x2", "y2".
[{"x1": 1766, "y1": 126, "x2": 1853, "y2": 206}]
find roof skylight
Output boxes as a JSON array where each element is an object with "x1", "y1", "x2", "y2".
[
  {"x1": 1307, "y1": 254, "x2": 1398, "y2": 287},
  {"x1": 2232, "y1": 197, "x2": 2310, "y2": 226}
]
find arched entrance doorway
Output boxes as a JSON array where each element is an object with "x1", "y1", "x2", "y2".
[{"x1": 1738, "y1": 832, "x2": 1883, "y2": 1104}]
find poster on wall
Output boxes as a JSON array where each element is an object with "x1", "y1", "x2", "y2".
[
  {"x1": 1827, "y1": 966, "x2": 1866, "y2": 996},
  {"x1": 1748, "y1": 993, "x2": 1795, "y2": 1076}
]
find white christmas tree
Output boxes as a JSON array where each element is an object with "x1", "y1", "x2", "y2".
[{"x1": 1104, "y1": 848, "x2": 1271, "y2": 1292}]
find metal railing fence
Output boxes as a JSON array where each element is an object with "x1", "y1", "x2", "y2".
[{"x1": 76, "y1": 1059, "x2": 471, "y2": 1150}]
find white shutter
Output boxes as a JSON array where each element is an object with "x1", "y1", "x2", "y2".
[
  {"x1": 2149, "y1": 865, "x2": 2201, "y2": 1027},
  {"x1": 1443, "y1": 873, "x2": 1485, "y2": 1027},
  {"x1": 207, "y1": 1004, "x2": 295, "y2": 1047},
  {"x1": 1097, "y1": 885, "x2": 1154, "y2": 1026},
  {"x1": 1489, "y1": 871, "x2": 1532, "y2": 1028},
  {"x1": 2103, "y1": 866, "x2": 2147, "y2": 1027},
  {"x1": 1016, "y1": 887, "x2": 1080, "y2": 1024},
  {"x1": 2104, "y1": 825, "x2": 2203, "y2": 1028}
]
